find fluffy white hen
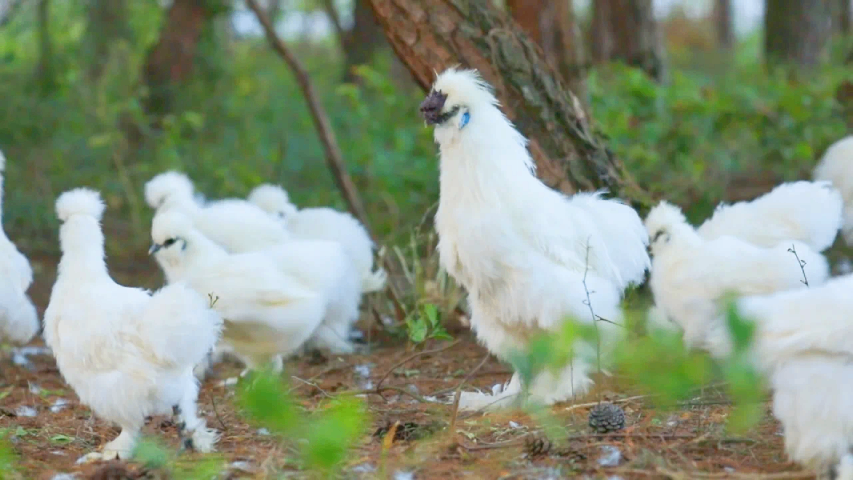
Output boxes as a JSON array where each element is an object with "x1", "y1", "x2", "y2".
[
  {"x1": 690, "y1": 274, "x2": 853, "y2": 479},
  {"x1": 150, "y1": 210, "x2": 330, "y2": 371},
  {"x1": 419, "y1": 67, "x2": 650, "y2": 411},
  {"x1": 247, "y1": 183, "x2": 387, "y2": 293},
  {"x1": 696, "y1": 180, "x2": 843, "y2": 251},
  {"x1": 43, "y1": 188, "x2": 222, "y2": 462},
  {"x1": 814, "y1": 135, "x2": 853, "y2": 246},
  {"x1": 145, "y1": 171, "x2": 290, "y2": 253},
  {"x1": 258, "y1": 238, "x2": 362, "y2": 355},
  {"x1": 0, "y1": 149, "x2": 39, "y2": 345},
  {"x1": 645, "y1": 200, "x2": 829, "y2": 353}
]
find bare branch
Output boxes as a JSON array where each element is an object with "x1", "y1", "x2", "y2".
[
  {"x1": 787, "y1": 244, "x2": 809, "y2": 287},
  {"x1": 246, "y1": 0, "x2": 407, "y2": 322},
  {"x1": 245, "y1": 0, "x2": 370, "y2": 233}
]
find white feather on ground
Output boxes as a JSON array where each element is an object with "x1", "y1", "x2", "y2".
[
  {"x1": 696, "y1": 180, "x2": 843, "y2": 252},
  {"x1": 645, "y1": 200, "x2": 829, "y2": 353},
  {"x1": 43, "y1": 188, "x2": 222, "y2": 463},
  {"x1": 248, "y1": 183, "x2": 387, "y2": 293},
  {"x1": 0, "y1": 149, "x2": 39, "y2": 345},
  {"x1": 693, "y1": 274, "x2": 853, "y2": 479},
  {"x1": 150, "y1": 210, "x2": 328, "y2": 372},
  {"x1": 145, "y1": 171, "x2": 289, "y2": 253},
  {"x1": 420, "y1": 67, "x2": 650, "y2": 411},
  {"x1": 814, "y1": 135, "x2": 853, "y2": 246}
]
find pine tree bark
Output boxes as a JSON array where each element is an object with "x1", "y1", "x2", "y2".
[
  {"x1": 764, "y1": 0, "x2": 833, "y2": 68},
  {"x1": 366, "y1": 0, "x2": 646, "y2": 200},
  {"x1": 506, "y1": 0, "x2": 587, "y2": 103},
  {"x1": 591, "y1": 0, "x2": 666, "y2": 82},
  {"x1": 713, "y1": 0, "x2": 734, "y2": 50}
]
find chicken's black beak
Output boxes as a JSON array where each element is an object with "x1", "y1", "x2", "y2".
[
  {"x1": 420, "y1": 90, "x2": 448, "y2": 125},
  {"x1": 148, "y1": 244, "x2": 161, "y2": 255}
]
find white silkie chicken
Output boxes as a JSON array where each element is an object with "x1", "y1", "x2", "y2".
[
  {"x1": 144, "y1": 171, "x2": 290, "y2": 253},
  {"x1": 149, "y1": 210, "x2": 349, "y2": 372},
  {"x1": 0, "y1": 149, "x2": 39, "y2": 346},
  {"x1": 247, "y1": 183, "x2": 387, "y2": 294},
  {"x1": 814, "y1": 135, "x2": 853, "y2": 246},
  {"x1": 419, "y1": 67, "x2": 650, "y2": 411},
  {"x1": 43, "y1": 188, "x2": 222, "y2": 462},
  {"x1": 645, "y1": 200, "x2": 829, "y2": 353},
  {"x1": 689, "y1": 274, "x2": 853, "y2": 480},
  {"x1": 696, "y1": 180, "x2": 843, "y2": 252}
]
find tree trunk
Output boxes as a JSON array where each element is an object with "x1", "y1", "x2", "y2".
[
  {"x1": 141, "y1": 0, "x2": 217, "y2": 124},
  {"x1": 713, "y1": 0, "x2": 734, "y2": 50},
  {"x1": 835, "y1": 0, "x2": 850, "y2": 35},
  {"x1": 764, "y1": 0, "x2": 833, "y2": 68},
  {"x1": 84, "y1": 0, "x2": 130, "y2": 83},
  {"x1": 35, "y1": 0, "x2": 55, "y2": 95},
  {"x1": 341, "y1": 0, "x2": 388, "y2": 83},
  {"x1": 591, "y1": 0, "x2": 666, "y2": 82},
  {"x1": 366, "y1": 0, "x2": 646, "y2": 201},
  {"x1": 507, "y1": 0, "x2": 587, "y2": 104}
]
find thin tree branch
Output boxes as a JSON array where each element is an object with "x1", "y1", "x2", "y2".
[
  {"x1": 246, "y1": 0, "x2": 406, "y2": 321},
  {"x1": 246, "y1": 0, "x2": 369, "y2": 231}
]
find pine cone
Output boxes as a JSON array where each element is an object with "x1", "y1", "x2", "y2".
[
  {"x1": 524, "y1": 435, "x2": 552, "y2": 458},
  {"x1": 588, "y1": 402, "x2": 626, "y2": 434}
]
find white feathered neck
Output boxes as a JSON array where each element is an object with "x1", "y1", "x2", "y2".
[
  {"x1": 437, "y1": 104, "x2": 538, "y2": 211},
  {"x1": 57, "y1": 216, "x2": 110, "y2": 282}
]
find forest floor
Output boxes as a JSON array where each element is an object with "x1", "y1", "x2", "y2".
[{"x1": 1, "y1": 255, "x2": 814, "y2": 480}]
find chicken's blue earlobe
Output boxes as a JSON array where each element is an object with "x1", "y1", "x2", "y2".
[{"x1": 459, "y1": 111, "x2": 470, "y2": 129}]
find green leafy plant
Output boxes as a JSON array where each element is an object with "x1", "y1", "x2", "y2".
[
  {"x1": 236, "y1": 369, "x2": 369, "y2": 475},
  {"x1": 405, "y1": 302, "x2": 453, "y2": 344}
]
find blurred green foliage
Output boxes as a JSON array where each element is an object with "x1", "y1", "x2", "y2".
[
  {"x1": 588, "y1": 62, "x2": 849, "y2": 223},
  {"x1": 0, "y1": 430, "x2": 20, "y2": 480},
  {"x1": 511, "y1": 303, "x2": 767, "y2": 436},
  {"x1": 132, "y1": 437, "x2": 224, "y2": 479},
  {"x1": 237, "y1": 369, "x2": 369, "y2": 475},
  {"x1": 0, "y1": 1, "x2": 847, "y2": 260}
]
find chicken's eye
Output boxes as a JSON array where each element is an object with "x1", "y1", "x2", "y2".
[
  {"x1": 278, "y1": 211, "x2": 286, "y2": 219},
  {"x1": 164, "y1": 238, "x2": 177, "y2": 247}
]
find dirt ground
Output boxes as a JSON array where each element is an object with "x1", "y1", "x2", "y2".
[{"x1": 1, "y1": 256, "x2": 815, "y2": 480}]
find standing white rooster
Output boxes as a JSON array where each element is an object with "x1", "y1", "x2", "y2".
[
  {"x1": 145, "y1": 171, "x2": 289, "y2": 253},
  {"x1": 0, "y1": 149, "x2": 39, "y2": 346},
  {"x1": 696, "y1": 180, "x2": 843, "y2": 252},
  {"x1": 248, "y1": 183, "x2": 387, "y2": 293},
  {"x1": 43, "y1": 188, "x2": 222, "y2": 462},
  {"x1": 645, "y1": 200, "x2": 829, "y2": 353},
  {"x1": 420, "y1": 67, "x2": 650, "y2": 410},
  {"x1": 692, "y1": 274, "x2": 853, "y2": 480},
  {"x1": 150, "y1": 210, "x2": 334, "y2": 372},
  {"x1": 814, "y1": 135, "x2": 853, "y2": 246}
]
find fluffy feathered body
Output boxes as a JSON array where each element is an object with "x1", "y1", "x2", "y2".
[
  {"x1": 43, "y1": 189, "x2": 222, "y2": 462},
  {"x1": 150, "y1": 211, "x2": 328, "y2": 370},
  {"x1": 696, "y1": 180, "x2": 843, "y2": 251},
  {"x1": 814, "y1": 135, "x2": 853, "y2": 246},
  {"x1": 0, "y1": 150, "x2": 38, "y2": 345},
  {"x1": 259, "y1": 239, "x2": 362, "y2": 354},
  {"x1": 686, "y1": 274, "x2": 853, "y2": 479},
  {"x1": 645, "y1": 201, "x2": 829, "y2": 353},
  {"x1": 248, "y1": 184, "x2": 387, "y2": 293},
  {"x1": 145, "y1": 172, "x2": 289, "y2": 253},
  {"x1": 421, "y1": 68, "x2": 650, "y2": 410}
]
